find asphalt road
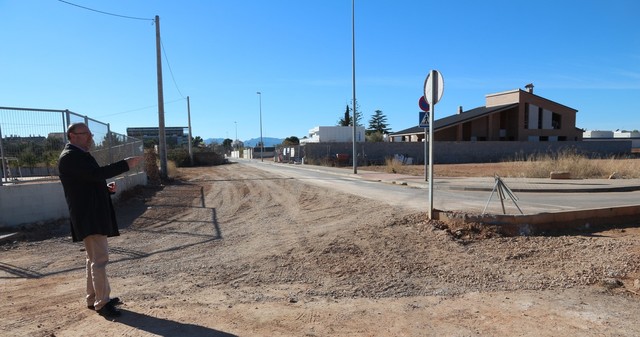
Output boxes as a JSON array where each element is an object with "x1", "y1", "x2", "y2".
[{"x1": 236, "y1": 159, "x2": 640, "y2": 215}]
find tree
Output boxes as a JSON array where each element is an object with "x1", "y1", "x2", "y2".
[
  {"x1": 283, "y1": 136, "x2": 300, "y2": 146},
  {"x1": 192, "y1": 136, "x2": 204, "y2": 148},
  {"x1": 45, "y1": 135, "x2": 64, "y2": 152},
  {"x1": 337, "y1": 102, "x2": 362, "y2": 127},
  {"x1": 143, "y1": 138, "x2": 157, "y2": 149},
  {"x1": 365, "y1": 131, "x2": 385, "y2": 142},
  {"x1": 337, "y1": 104, "x2": 351, "y2": 126},
  {"x1": 367, "y1": 110, "x2": 391, "y2": 135},
  {"x1": 18, "y1": 150, "x2": 38, "y2": 174},
  {"x1": 223, "y1": 138, "x2": 233, "y2": 152}
]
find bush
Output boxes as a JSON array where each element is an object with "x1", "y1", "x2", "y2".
[
  {"x1": 384, "y1": 157, "x2": 404, "y2": 173},
  {"x1": 144, "y1": 150, "x2": 161, "y2": 185},
  {"x1": 167, "y1": 148, "x2": 191, "y2": 167}
]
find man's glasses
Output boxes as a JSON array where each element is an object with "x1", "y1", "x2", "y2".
[{"x1": 73, "y1": 132, "x2": 94, "y2": 136}]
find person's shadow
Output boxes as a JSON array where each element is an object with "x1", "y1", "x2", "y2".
[{"x1": 112, "y1": 309, "x2": 238, "y2": 337}]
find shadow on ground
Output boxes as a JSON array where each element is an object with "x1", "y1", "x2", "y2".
[{"x1": 113, "y1": 309, "x2": 238, "y2": 337}]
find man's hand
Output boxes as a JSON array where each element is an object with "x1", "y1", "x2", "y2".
[
  {"x1": 125, "y1": 156, "x2": 143, "y2": 169},
  {"x1": 107, "y1": 182, "x2": 117, "y2": 193}
]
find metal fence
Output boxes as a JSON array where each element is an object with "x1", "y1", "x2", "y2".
[{"x1": 0, "y1": 106, "x2": 143, "y2": 185}]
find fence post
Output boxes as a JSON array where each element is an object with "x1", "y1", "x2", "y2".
[
  {"x1": 63, "y1": 110, "x2": 70, "y2": 143},
  {"x1": 0, "y1": 124, "x2": 5, "y2": 185},
  {"x1": 107, "y1": 123, "x2": 113, "y2": 164}
]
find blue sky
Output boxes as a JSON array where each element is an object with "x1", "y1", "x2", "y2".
[{"x1": 1, "y1": 0, "x2": 639, "y2": 142}]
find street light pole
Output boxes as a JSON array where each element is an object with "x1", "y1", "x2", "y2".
[
  {"x1": 351, "y1": 0, "x2": 358, "y2": 174},
  {"x1": 257, "y1": 91, "x2": 264, "y2": 162}
]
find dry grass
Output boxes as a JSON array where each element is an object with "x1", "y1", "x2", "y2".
[
  {"x1": 167, "y1": 160, "x2": 179, "y2": 177},
  {"x1": 383, "y1": 157, "x2": 405, "y2": 174},
  {"x1": 506, "y1": 152, "x2": 640, "y2": 179},
  {"x1": 371, "y1": 152, "x2": 640, "y2": 179}
]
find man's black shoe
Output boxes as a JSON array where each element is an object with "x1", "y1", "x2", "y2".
[
  {"x1": 97, "y1": 303, "x2": 122, "y2": 318},
  {"x1": 88, "y1": 297, "x2": 122, "y2": 310}
]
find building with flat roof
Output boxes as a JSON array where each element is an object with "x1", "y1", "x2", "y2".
[
  {"x1": 126, "y1": 127, "x2": 189, "y2": 146},
  {"x1": 300, "y1": 126, "x2": 365, "y2": 144}
]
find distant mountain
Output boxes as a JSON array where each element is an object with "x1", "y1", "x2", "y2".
[
  {"x1": 243, "y1": 137, "x2": 284, "y2": 147},
  {"x1": 204, "y1": 137, "x2": 284, "y2": 147}
]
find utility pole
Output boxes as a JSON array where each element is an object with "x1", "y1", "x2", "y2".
[
  {"x1": 155, "y1": 15, "x2": 168, "y2": 179},
  {"x1": 257, "y1": 91, "x2": 264, "y2": 162},
  {"x1": 187, "y1": 96, "x2": 193, "y2": 166}
]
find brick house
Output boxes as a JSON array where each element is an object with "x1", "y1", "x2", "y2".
[{"x1": 390, "y1": 84, "x2": 583, "y2": 143}]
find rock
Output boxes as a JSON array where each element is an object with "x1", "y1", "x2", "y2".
[
  {"x1": 608, "y1": 172, "x2": 620, "y2": 179},
  {"x1": 601, "y1": 278, "x2": 623, "y2": 289},
  {"x1": 634, "y1": 279, "x2": 640, "y2": 290},
  {"x1": 549, "y1": 171, "x2": 571, "y2": 179}
]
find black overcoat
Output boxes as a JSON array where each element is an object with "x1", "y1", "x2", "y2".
[{"x1": 58, "y1": 144, "x2": 130, "y2": 242}]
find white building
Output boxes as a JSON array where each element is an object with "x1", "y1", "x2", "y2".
[
  {"x1": 583, "y1": 130, "x2": 614, "y2": 138},
  {"x1": 583, "y1": 130, "x2": 640, "y2": 149},
  {"x1": 301, "y1": 126, "x2": 365, "y2": 144}
]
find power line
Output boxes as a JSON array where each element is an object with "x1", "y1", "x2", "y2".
[
  {"x1": 161, "y1": 40, "x2": 185, "y2": 99},
  {"x1": 96, "y1": 98, "x2": 185, "y2": 118},
  {"x1": 57, "y1": 0, "x2": 153, "y2": 21},
  {"x1": 58, "y1": 1, "x2": 187, "y2": 112}
]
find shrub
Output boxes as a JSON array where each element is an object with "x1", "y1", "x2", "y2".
[
  {"x1": 384, "y1": 157, "x2": 404, "y2": 173},
  {"x1": 167, "y1": 148, "x2": 191, "y2": 167}
]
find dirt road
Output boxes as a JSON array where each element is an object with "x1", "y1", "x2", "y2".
[{"x1": 2, "y1": 162, "x2": 640, "y2": 336}]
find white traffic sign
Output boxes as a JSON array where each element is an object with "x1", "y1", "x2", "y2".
[{"x1": 423, "y1": 70, "x2": 444, "y2": 105}]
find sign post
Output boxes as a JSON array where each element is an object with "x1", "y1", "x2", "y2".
[
  {"x1": 418, "y1": 96, "x2": 429, "y2": 181},
  {"x1": 423, "y1": 70, "x2": 444, "y2": 219}
]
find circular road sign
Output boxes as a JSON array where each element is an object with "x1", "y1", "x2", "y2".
[
  {"x1": 418, "y1": 96, "x2": 430, "y2": 112},
  {"x1": 423, "y1": 70, "x2": 444, "y2": 105}
]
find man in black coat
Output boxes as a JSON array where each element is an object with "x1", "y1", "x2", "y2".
[{"x1": 58, "y1": 122, "x2": 142, "y2": 318}]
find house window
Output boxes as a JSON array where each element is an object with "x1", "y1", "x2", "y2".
[
  {"x1": 537, "y1": 108, "x2": 543, "y2": 130},
  {"x1": 525, "y1": 104, "x2": 540, "y2": 129},
  {"x1": 552, "y1": 113, "x2": 562, "y2": 129}
]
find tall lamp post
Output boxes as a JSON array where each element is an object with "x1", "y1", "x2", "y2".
[
  {"x1": 234, "y1": 121, "x2": 238, "y2": 145},
  {"x1": 257, "y1": 91, "x2": 264, "y2": 162},
  {"x1": 351, "y1": 0, "x2": 357, "y2": 174}
]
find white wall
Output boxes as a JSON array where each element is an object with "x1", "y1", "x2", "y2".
[
  {"x1": 583, "y1": 130, "x2": 614, "y2": 138},
  {"x1": 0, "y1": 172, "x2": 147, "y2": 228}
]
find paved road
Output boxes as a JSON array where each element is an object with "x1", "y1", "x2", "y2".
[{"x1": 237, "y1": 159, "x2": 640, "y2": 215}]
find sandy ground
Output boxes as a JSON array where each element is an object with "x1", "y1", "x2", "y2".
[{"x1": 2, "y1": 162, "x2": 640, "y2": 337}]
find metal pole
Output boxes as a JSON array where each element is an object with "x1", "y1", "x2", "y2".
[
  {"x1": 424, "y1": 126, "x2": 427, "y2": 181},
  {"x1": 257, "y1": 91, "x2": 263, "y2": 162},
  {"x1": 0, "y1": 125, "x2": 6, "y2": 184},
  {"x1": 155, "y1": 15, "x2": 168, "y2": 179},
  {"x1": 428, "y1": 70, "x2": 436, "y2": 219},
  {"x1": 107, "y1": 123, "x2": 113, "y2": 163},
  {"x1": 351, "y1": 0, "x2": 357, "y2": 174},
  {"x1": 187, "y1": 96, "x2": 193, "y2": 166}
]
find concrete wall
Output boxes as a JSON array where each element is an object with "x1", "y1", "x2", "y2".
[
  {"x1": 0, "y1": 172, "x2": 147, "y2": 228},
  {"x1": 437, "y1": 205, "x2": 640, "y2": 236},
  {"x1": 302, "y1": 140, "x2": 632, "y2": 165}
]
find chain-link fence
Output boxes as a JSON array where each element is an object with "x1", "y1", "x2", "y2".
[{"x1": 0, "y1": 106, "x2": 143, "y2": 185}]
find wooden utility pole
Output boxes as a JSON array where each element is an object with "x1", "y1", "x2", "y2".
[{"x1": 155, "y1": 15, "x2": 168, "y2": 179}]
